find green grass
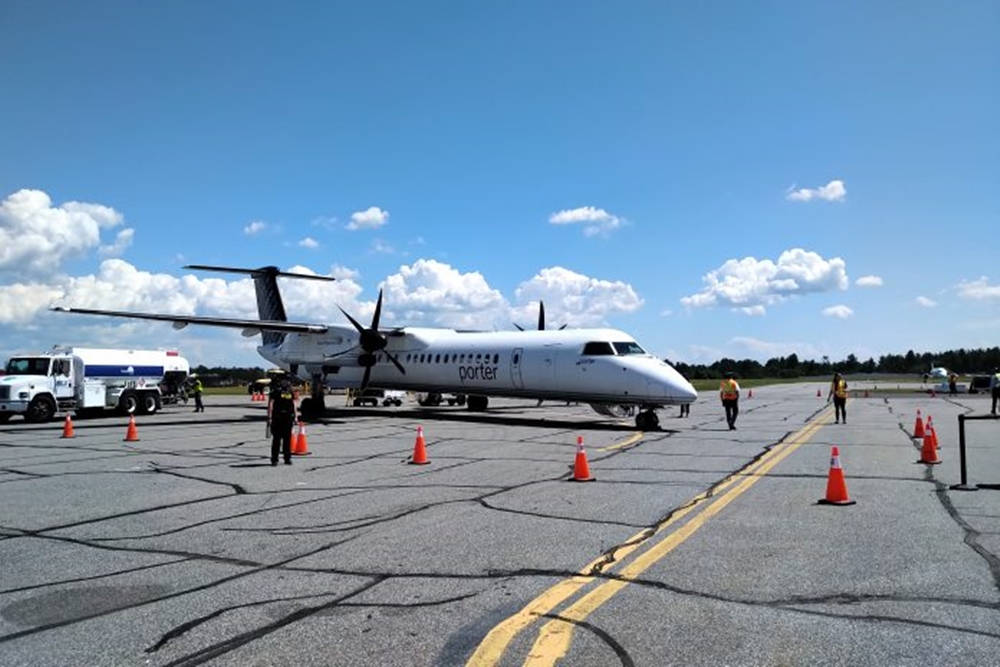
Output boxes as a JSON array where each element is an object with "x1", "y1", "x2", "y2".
[{"x1": 690, "y1": 377, "x2": 825, "y2": 391}]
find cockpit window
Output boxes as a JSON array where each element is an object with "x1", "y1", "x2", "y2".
[
  {"x1": 582, "y1": 342, "x2": 615, "y2": 356},
  {"x1": 613, "y1": 341, "x2": 646, "y2": 355}
]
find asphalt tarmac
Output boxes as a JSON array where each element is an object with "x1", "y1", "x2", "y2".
[{"x1": 1, "y1": 385, "x2": 998, "y2": 666}]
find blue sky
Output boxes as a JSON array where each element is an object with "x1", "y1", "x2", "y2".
[{"x1": 1, "y1": 1, "x2": 997, "y2": 366}]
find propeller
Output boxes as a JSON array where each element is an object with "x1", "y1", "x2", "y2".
[
  {"x1": 338, "y1": 289, "x2": 406, "y2": 389},
  {"x1": 513, "y1": 301, "x2": 568, "y2": 331}
]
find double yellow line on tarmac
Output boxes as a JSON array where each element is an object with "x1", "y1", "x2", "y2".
[{"x1": 468, "y1": 408, "x2": 831, "y2": 667}]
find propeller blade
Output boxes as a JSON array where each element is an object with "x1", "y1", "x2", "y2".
[
  {"x1": 385, "y1": 352, "x2": 406, "y2": 375},
  {"x1": 371, "y1": 289, "x2": 383, "y2": 331},
  {"x1": 360, "y1": 366, "x2": 372, "y2": 391},
  {"x1": 513, "y1": 323, "x2": 524, "y2": 331},
  {"x1": 338, "y1": 306, "x2": 367, "y2": 335},
  {"x1": 538, "y1": 302, "x2": 545, "y2": 331},
  {"x1": 559, "y1": 324, "x2": 568, "y2": 330}
]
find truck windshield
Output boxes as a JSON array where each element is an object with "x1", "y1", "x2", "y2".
[{"x1": 5, "y1": 358, "x2": 51, "y2": 375}]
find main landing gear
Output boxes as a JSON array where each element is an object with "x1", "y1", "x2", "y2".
[
  {"x1": 635, "y1": 409, "x2": 660, "y2": 431},
  {"x1": 298, "y1": 373, "x2": 326, "y2": 420}
]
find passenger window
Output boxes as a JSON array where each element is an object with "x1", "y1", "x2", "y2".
[
  {"x1": 476, "y1": 354, "x2": 482, "y2": 361},
  {"x1": 460, "y1": 354, "x2": 465, "y2": 362},
  {"x1": 493, "y1": 354, "x2": 499, "y2": 364},
  {"x1": 513, "y1": 353, "x2": 519, "y2": 364},
  {"x1": 435, "y1": 354, "x2": 440, "y2": 363},
  {"x1": 582, "y1": 342, "x2": 615, "y2": 355},
  {"x1": 419, "y1": 354, "x2": 425, "y2": 363}
]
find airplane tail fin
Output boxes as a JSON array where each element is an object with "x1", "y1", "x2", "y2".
[{"x1": 184, "y1": 265, "x2": 335, "y2": 346}]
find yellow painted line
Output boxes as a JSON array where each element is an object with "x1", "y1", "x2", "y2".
[
  {"x1": 597, "y1": 432, "x2": 644, "y2": 452},
  {"x1": 523, "y1": 414, "x2": 829, "y2": 666},
  {"x1": 466, "y1": 409, "x2": 831, "y2": 667}
]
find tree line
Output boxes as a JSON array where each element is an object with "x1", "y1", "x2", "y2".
[{"x1": 669, "y1": 347, "x2": 1000, "y2": 380}]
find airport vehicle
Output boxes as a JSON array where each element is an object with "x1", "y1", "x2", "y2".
[
  {"x1": 416, "y1": 392, "x2": 465, "y2": 407},
  {"x1": 0, "y1": 347, "x2": 189, "y2": 422},
  {"x1": 54, "y1": 265, "x2": 697, "y2": 430},
  {"x1": 968, "y1": 375, "x2": 992, "y2": 394},
  {"x1": 382, "y1": 390, "x2": 405, "y2": 407}
]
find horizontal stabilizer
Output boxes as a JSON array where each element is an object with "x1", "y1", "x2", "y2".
[
  {"x1": 183, "y1": 265, "x2": 337, "y2": 281},
  {"x1": 51, "y1": 307, "x2": 329, "y2": 334}
]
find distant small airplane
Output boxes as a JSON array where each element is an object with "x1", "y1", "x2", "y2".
[
  {"x1": 54, "y1": 265, "x2": 697, "y2": 430},
  {"x1": 927, "y1": 365, "x2": 950, "y2": 380}
]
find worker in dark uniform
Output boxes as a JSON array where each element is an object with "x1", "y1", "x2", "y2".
[
  {"x1": 828, "y1": 372, "x2": 848, "y2": 423},
  {"x1": 192, "y1": 376, "x2": 204, "y2": 412},
  {"x1": 948, "y1": 373, "x2": 958, "y2": 396},
  {"x1": 719, "y1": 372, "x2": 740, "y2": 430},
  {"x1": 267, "y1": 378, "x2": 297, "y2": 466},
  {"x1": 991, "y1": 367, "x2": 1000, "y2": 415}
]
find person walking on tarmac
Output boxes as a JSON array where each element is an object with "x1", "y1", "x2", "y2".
[
  {"x1": 948, "y1": 372, "x2": 959, "y2": 396},
  {"x1": 191, "y1": 376, "x2": 205, "y2": 413},
  {"x1": 829, "y1": 372, "x2": 848, "y2": 424},
  {"x1": 991, "y1": 367, "x2": 1000, "y2": 415},
  {"x1": 719, "y1": 372, "x2": 740, "y2": 430},
  {"x1": 267, "y1": 378, "x2": 297, "y2": 466}
]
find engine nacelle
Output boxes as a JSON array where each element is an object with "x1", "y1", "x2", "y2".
[{"x1": 589, "y1": 403, "x2": 637, "y2": 418}]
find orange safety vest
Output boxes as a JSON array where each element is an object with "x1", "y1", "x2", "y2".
[
  {"x1": 720, "y1": 379, "x2": 739, "y2": 400},
  {"x1": 834, "y1": 379, "x2": 847, "y2": 398}
]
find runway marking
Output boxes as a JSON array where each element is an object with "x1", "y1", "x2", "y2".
[
  {"x1": 597, "y1": 433, "x2": 644, "y2": 452},
  {"x1": 466, "y1": 408, "x2": 831, "y2": 667}
]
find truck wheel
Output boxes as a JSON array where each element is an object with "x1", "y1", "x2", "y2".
[
  {"x1": 141, "y1": 393, "x2": 158, "y2": 415},
  {"x1": 26, "y1": 396, "x2": 56, "y2": 423},
  {"x1": 119, "y1": 393, "x2": 138, "y2": 415}
]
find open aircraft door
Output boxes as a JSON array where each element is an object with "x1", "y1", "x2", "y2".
[{"x1": 510, "y1": 348, "x2": 524, "y2": 389}]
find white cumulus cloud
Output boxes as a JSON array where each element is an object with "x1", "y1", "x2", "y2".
[
  {"x1": 855, "y1": 275, "x2": 883, "y2": 288},
  {"x1": 99, "y1": 228, "x2": 135, "y2": 257},
  {"x1": 548, "y1": 206, "x2": 623, "y2": 237},
  {"x1": 916, "y1": 296, "x2": 937, "y2": 308},
  {"x1": 956, "y1": 277, "x2": 1000, "y2": 301},
  {"x1": 243, "y1": 220, "x2": 268, "y2": 235},
  {"x1": 346, "y1": 206, "x2": 389, "y2": 230},
  {"x1": 0, "y1": 188, "x2": 126, "y2": 276},
  {"x1": 380, "y1": 259, "x2": 508, "y2": 329},
  {"x1": 786, "y1": 180, "x2": 846, "y2": 202},
  {"x1": 822, "y1": 304, "x2": 854, "y2": 319},
  {"x1": 298, "y1": 237, "x2": 319, "y2": 249},
  {"x1": 512, "y1": 266, "x2": 643, "y2": 327},
  {"x1": 681, "y1": 248, "x2": 848, "y2": 314},
  {"x1": 738, "y1": 305, "x2": 766, "y2": 317}
]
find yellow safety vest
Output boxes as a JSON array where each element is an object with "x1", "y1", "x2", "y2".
[
  {"x1": 834, "y1": 379, "x2": 847, "y2": 398},
  {"x1": 720, "y1": 379, "x2": 738, "y2": 400}
]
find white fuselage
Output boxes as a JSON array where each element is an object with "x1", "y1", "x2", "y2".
[{"x1": 263, "y1": 327, "x2": 697, "y2": 407}]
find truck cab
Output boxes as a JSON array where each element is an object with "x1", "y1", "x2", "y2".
[{"x1": 0, "y1": 355, "x2": 74, "y2": 423}]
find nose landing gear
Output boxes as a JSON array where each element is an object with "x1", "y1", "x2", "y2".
[{"x1": 635, "y1": 409, "x2": 660, "y2": 431}]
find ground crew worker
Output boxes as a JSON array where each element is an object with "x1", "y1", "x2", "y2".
[
  {"x1": 828, "y1": 372, "x2": 848, "y2": 424},
  {"x1": 268, "y1": 378, "x2": 297, "y2": 466},
  {"x1": 991, "y1": 367, "x2": 1000, "y2": 415},
  {"x1": 948, "y1": 372, "x2": 958, "y2": 396},
  {"x1": 191, "y1": 376, "x2": 204, "y2": 413},
  {"x1": 719, "y1": 372, "x2": 740, "y2": 430}
]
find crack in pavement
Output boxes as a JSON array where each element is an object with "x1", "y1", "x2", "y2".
[{"x1": 538, "y1": 612, "x2": 635, "y2": 666}]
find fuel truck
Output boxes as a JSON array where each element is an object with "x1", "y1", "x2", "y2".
[{"x1": 0, "y1": 347, "x2": 189, "y2": 423}]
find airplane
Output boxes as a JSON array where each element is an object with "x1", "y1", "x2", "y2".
[
  {"x1": 52, "y1": 265, "x2": 697, "y2": 430},
  {"x1": 927, "y1": 365, "x2": 950, "y2": 380}
]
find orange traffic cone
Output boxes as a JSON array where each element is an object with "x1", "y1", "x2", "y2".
[
  {"x1": 123, "y1": 415, "x2": 139, "y2": 442},
  {"x1": 864, "y1": 390, "x2": 869, "y2": 398},
  {"x1": 409, "y1": 425, "x2": 429, "y2": 465},
  {"x1": 913, "y1": 410, "x2": 925, "y2": 438},
  {"x1": 61, "y1": 414, "x2": 75, "y2": 438},
  {"x1": 930, "y1": 425, "x2": 940, "y2": 451},
  {"x1": 292, "y1": 421, "x2": 311, "y2": 455},
  {"x1": 747, "y1": 388, "x2": 753, "y2": 399},
  {"x1": 930, "y1": 388, "x2": 936, "y2": 398},
  {"x1": 818, "y1": 446, "x2": 855, "y2": 505},
  {"x1": 918, "y1": 431, "x2": 941, "y2": 464},
  {"x1": 570, "y1": 436, "x2": 595, "y2": 482},
  {"x1": 816, "y1": 388, "x2": 822, "y2": 398}
]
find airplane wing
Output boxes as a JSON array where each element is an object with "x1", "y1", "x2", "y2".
[{"x1": 51, "y1": 306, "x2": 329, "y2": 334}]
